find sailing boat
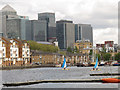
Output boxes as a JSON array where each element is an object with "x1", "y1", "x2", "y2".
[
  {"x1": 91, "y1": 57, "x2": 100, "y2": 71},
  {"x1": 62, "y1": 57, "x2": 69, "y2": 70}
]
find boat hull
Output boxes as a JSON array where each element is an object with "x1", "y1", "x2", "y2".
[
  {"x1": 102, "y1": 78, "x2": 120, "y2": 83},
  {"x1": 91, "y1": 69, "x2": 100, "y2": 71}
]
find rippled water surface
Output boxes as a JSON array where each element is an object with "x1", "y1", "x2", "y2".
[{"x1": 1, "y1": 66, "x2": 119, "y2": 88}]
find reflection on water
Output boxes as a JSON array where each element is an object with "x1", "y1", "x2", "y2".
[{"x1": 2, "y1": 66, "x2": 119, "y2": 88}]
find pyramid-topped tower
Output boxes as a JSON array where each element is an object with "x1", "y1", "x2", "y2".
[
  {"x1": 2, "y1": 5, "x2": 16, "y2": 12},
  {"x1": 0, "y1": 5, "x2": 18, "y2": 37},
  {"x1": 1, "y1": 5, "x2": 17, "y2": 15}
]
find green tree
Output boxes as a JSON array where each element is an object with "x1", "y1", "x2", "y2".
[
  {"x1": 115, "y1": 53, "x2": 120, "y2": 60},
  {"x1": 67, "y1": 47, "x2": 72, "y2": 53},
  {"x1": 27, "y1": 40, "x2": 59, "y2": 53},
  {"x1": 73, "y1": 46, "x2": 79, "y2": 53},
  {"x1": 96, "y1": 54, "x2": 101, "y2": 61},
  {"x1": 89, "y1": 49, "x2": 93, "y2": 55},
  {"x1": 103, "y1": 53, "x2": 111, "y2": 61},
  {"x1": 58, "y1": 51, "x2": 66, "y2": 56}
]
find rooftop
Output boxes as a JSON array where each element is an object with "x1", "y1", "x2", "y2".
[{"x1": 1, "y1": 5, "x2": 16, "y2": 12}]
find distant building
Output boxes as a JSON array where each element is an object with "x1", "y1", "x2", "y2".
[
  {"x1": 96, "y1": 44, "x2": 105, "y2": 52},
  {"x1": 31, "y1": 20, "x2": 47, "y2": 41},
  {"x1": 96, "y1": 41, "x2": 115, "y2": 52},
  {"x1": 38, "y1": 12, "x2": 56, "y2": 41},
  {"x1": 75, "y1": 24, "x2": 93, "y2": 44},
  {"x1": 114, "y1": 44, "x2": 118, "y2": 52},
  {"x1": 56, "y1": 20, "x2": 75, "y2": 49},
  {"x1": 6, "y1": 16, "x2": 29, "y2": 40},
  {"x1": 74, "y1": 40, "x2": 93, "y2": 54},
  {"x1": 0, "y1": 5, "x2": 18, "y2": 37},
  {"x1": 25, "y1": 20, "x2": 33, "y2": 41},
  {"x1": 105, "y1": 41, "x2": 114, "y2": 52},
  {"x1": 26, "y1": 20, "x2": 47, "y2": 41},
  {"x1": 0, "y1": 37, "x2": 30, "y2": 67},
  {"x1": 38, "y1": 12, "x2": 56, "y2": 27},
  {"x1": 0, "y1": 5, "x2": 30, "y2": 40},
  {"x1": 6, "y1": 19, "x2": 21, "y2": 39}
]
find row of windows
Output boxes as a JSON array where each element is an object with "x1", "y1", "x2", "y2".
[
  {"x1": 10, "y1": 54, "x2": 18, "y2": 56},
  {"x1": 11, "y1": 45, "x2": 18, "y2": 48},
  {"x1": 23, "y1": 54, "x2": 29, "y2": 56},
  {"x1": 22, "y1": 50, "x2": 29, "y2": 52}
]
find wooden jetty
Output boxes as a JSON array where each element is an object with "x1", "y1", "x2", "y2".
[
  {"x1": 90, "y1": 73, "x2": 120, "y2": 76},
  {"x1": 3, "y1": 79, "x2": 102, "y2": 87}
]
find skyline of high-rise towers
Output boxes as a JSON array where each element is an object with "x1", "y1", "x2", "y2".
[{"x1": 0, "y1": 5, "x2": 94, "y2": 49}]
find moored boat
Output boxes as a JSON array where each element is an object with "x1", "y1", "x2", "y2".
[
  {"x1": 112, "y1": 63, "x2": 120, "y2": 66},
  {"x1": 55, "y1": 64, "x2": 61, "y2": 67},
  {"x1": 102, "y1": 76, "x2": 120, "y2": 83}
]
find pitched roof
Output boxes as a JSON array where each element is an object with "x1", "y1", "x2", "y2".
[{"x1": 2, "y1": 5, "x2": 16, "y2": 12}]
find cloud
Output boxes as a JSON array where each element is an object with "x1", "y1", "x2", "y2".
[
  {"x1": 93, "y1": 28, "x2": 118, "y2": 45},
  {"x1": 0, "y1": 0, "x2": 119, "y2": 44}
]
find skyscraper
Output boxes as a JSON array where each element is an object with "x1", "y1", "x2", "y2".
[
  {"x1": 26, "y1": 20, "x2": 47, "y2": 41},
  {"x1": 56, "y1": 20, "x2": 75, "y2": 49},
  {"x1": 6, "y1": 16, "x2": 29, "y2": 39},
  {"x1": 38, "y1": 13, "x2": 56, "y2": 41},
  {"x1": 38, "y1": 12, "x2": 56, "y2": 27},
  {"x1": 75, "y1": 24, "x2": 93, "y2": 44},
  {"x1": 0, "y1": 5, "x2": 18, "y2": 37}
]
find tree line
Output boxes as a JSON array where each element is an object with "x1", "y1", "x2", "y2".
[{"x1": 27, "y1": 40, "x2": 59, "y2": 53}]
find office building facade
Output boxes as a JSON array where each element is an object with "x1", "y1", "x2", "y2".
[
  {"x1": 0, "y1": 5, "x2": 18, "y2": 37},
  {"x1": 29, "y1": 20, "x2": 47, "y2": 41},
  {"x1": 6, "y1": 16, "x2": 29, "y2": 40},
  {"x1": 38, "y1": 13, "x2": 56, "y2": 41},
  {"x1": 75, "y1": 24, "x2": 93, "y2": 44},
  {"x1": 56, "y1": 20, "x2": 75, "y2": 49}
]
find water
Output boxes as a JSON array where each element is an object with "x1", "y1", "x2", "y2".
[{"x1": 1, "y1": 66, "x2": 119, "y2": 88}]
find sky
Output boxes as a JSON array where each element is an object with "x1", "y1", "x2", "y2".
[{"x1": 0, "y1": 0, "x2": 119, "y2": 45}]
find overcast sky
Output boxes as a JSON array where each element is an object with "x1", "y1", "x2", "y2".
[{"x1": 0, "y1": 0, "x2": 119, "y2": 45}]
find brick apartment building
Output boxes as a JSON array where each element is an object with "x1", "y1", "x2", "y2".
[
  {"x1": 0, "y1": 37, "x2": 30, "y2": 67},
  {"x1": 31, "y1": 51, "x2": 90, "y2": 66},
  {"x1": 96, "y1": 41, "x2": 115, "y2": 52}
]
